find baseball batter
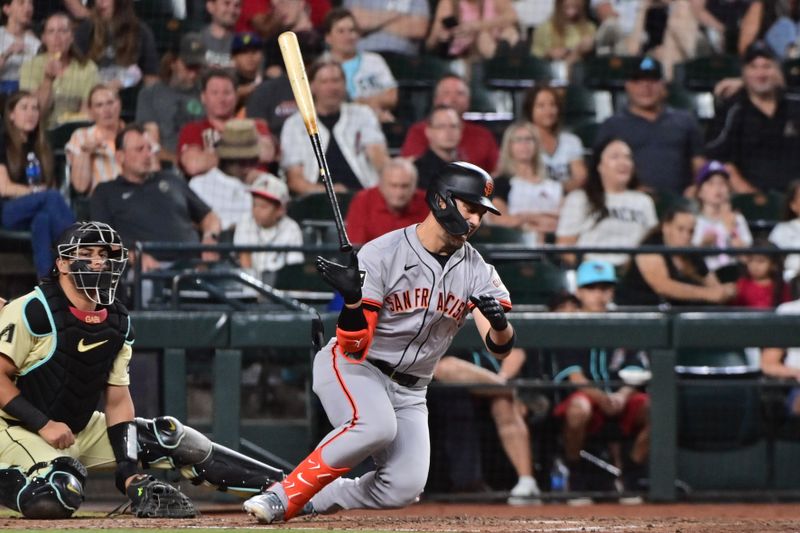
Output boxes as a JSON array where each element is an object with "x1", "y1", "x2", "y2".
[
  {"x1": 244, "y1": 162, "x2": 516, "y2": 523},
  {"x1": 0, "y1": 222, "x2": 283, "y2": 519}
]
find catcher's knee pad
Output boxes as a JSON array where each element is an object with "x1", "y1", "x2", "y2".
[
  {"x1": 0, "y1": 457, "x2": 87, "y2": 519},
  {"x1": 136, "y1": 416, "x2": 284, "y2": 494}
]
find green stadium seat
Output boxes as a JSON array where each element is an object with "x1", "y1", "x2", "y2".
[
  {"x1": 570, "y1": 120, "x2": 599, "y2": 150},
  {"x1": 783, "y1": 58, "x2": 800, "y2": 89},
  {"x1": 483, "y1": 56, "x2": 553, "y2": 90},
  {"x1": 469, "y1": 225, "x2": 527, "y2": 245},
  {"x1": 572, "y1": 56, "x2": 641, "y2": 91},
  {"x1": 287, "y1": 192, "x2": 355, "y2": 224},
  {"x1": 676, "y1": 55, "x2": 740, "y2": 92},
  {"x1": 563, "y1": 85, "x2": 597, "y2": 126},
  {"x1": 494, "y1": 260, "x2": 566, "y2": 306},
  {"x1": 47, "y1": 120, "x2": 93, "y2": 154},
  {"x1": 732, "y1": 192, "x2": 785, "y2": 223},
  {"x1": 383, "y1": 54, "x2": 452, "y2": 90},
  {"x1": 273, "y1": 261, "x2": 335, "y2": 301}
]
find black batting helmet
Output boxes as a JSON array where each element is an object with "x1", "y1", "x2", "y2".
[{"x1": 426, "y1": 162, "x2": 500, "y2": 236}]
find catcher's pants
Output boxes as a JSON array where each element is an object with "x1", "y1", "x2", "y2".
[
  {"x1": 0, "y1": 411, "x2": 115, "y2": 471},
  {"x1": 309, "y1": 349, "x2": 431, "y2": 512}
]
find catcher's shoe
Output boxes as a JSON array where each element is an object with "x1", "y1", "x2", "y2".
[{"x1": 126, "y1": 475, "x2": 198, "y2": 518}]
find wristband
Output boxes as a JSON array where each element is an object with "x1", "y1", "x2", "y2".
[
  {"x1": 3, "y1": 395, "x2": 49, "y2": 432},
  {"x1": 485, "y1": 329, "x2": 515, "y2": 354},
  {"x1": 107, "y1": 421, "x2": 140, "y2": 493}
]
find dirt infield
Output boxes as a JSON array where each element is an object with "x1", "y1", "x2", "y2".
[{"x1": 3, "y1": 502, "x2": 800, "y2": 532}]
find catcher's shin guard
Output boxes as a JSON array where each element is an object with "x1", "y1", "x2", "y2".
[
  {"x1": 136, "y1": 416, "x2": 284, "y2": 494},
  {"x1": 281, "y1": 447, "x2": 349, "y2": 520},
  {"x1": 0, "y1": 457, "x2": 86, "y2": 519}
]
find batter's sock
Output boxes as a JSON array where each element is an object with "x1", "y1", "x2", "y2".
[{"x1": 281, "y1": 447, "x2": 350, "y2": 520}]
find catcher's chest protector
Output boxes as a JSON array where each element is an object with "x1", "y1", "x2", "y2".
[{"x1": 16, "y1": 282, "x2": 128, "y2": 433}]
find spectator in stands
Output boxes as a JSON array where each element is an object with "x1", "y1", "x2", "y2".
[
  {"x1": 426, "y1": 0, "x2": 520, "y2": 61},
  {"x1": 236, "y1": 0, "x2": 331, "y2": 33},
  {"x1": 490, "y1": 122, "x2": 562, "y2": 244},
  {"x1": 322, "y1": 8, "x2": 398, "y2": 123},
  {"x1": 531, "y1": 0, "x2": 596, "y2": 67},
  {"x1": 245, "y1": 73, "x2": 296, "y2": 137},
  {"x1": 401, "y1": 74, "x2": 499, "y2": 173},
  {"x1": 0, "y1": 90, "x2": 75, "y2": 278},
  {"x1": 280, "y1": 58, "x2": 388, "y2": 195},
  {"x1": 20, "y1": 12, "x2": 98, "y2": 128},
  {"x1": 523, "y1": 85, "x2": 587, "y2": 192},
  {"x1": 135, "y1": 32, "x2": 206, "y2": 166},
  {"x1": 261, "y1": 0, "x2": 324, "y2": 77},
  {"x1": 592, "y1": 0, "x2": 645, "y2": 55},
  {"x1": 691, "y1": 160, "x2": 752, "y2": 282},
  {"x1": 345, "y1": 157, "x2": 428, "y2": 244},
  {"x1": 90, "y1": 123, "x2": 222, "y2": 272},
  {"x1": 769, "y1": 179, "x2": 800, "y2": 280},
  {"x1": 433, "y1": 348, "x2": 541, "y2": 505},
  {"x1": 761, "y1": 297, "x2": 800, "y2": 415},
  {"x1": 413, "y1": 105, "x2": 462, "y2": 190},
  {"x1": 177, "y1": 68, "x2": 276, "y2": 178},
  {"x1": 234, "y1": 172, "x2": 303, "y2": 282},
  {"x1": 190, "y1": 119, "x2": 261, "y2": 230},
  {"x1": 31, "y1": 0, "x2": 88, "y2": 22},
  {"x1": 731, "y1": 239, "x2": 791, "y2": 308},
  {"x1": 201, "y1": 0, "x2": 241, "y2": 67},
  {"x1": 73, "y1": 0, "x2": 160, "y2": 89},
  {"x1": 616, "y1": 203, "x2": 737, "y2": 306},
  {"x1": 344, "y1": 0, "x2": 429, "y2": 58},
  {"x1": 551, "y1": 259, "x2": 651, "y2": 495},
  {"x1": 66, "y1": 83, "x2": 124, "y2": 195},
  {"x1": 231, "y1": 32, "x2": 264, "y2": 112},
  {"x1": 556, "y1": 138, "x2": 658, "y2": 267},
  {"x1": 706, "y1": 41, "x2": 800, "y2": 195},
  {"x1": 0, "y1": 0, "x2": 40, "y2": 96},
  {"x1": 691, "y1": 0, "x2": 749, "y2": 55},
  {"x1": 738, "y1": 0, "x2": 800, "y2": 57},
  {"x1": 595, "y1": 56, "x2": 704, "y2": 196}
]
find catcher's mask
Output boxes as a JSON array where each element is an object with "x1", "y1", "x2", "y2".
[
  {"x1": 426, "y1": 162, "x2": 500, "y2": 236},
  {"x1": 55, "y1": 221, "x2": 128, "y2": 306}
]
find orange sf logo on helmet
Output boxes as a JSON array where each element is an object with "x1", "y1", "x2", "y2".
[{"x1": 483, "y1": 180, "x2": 494, "y2": 197}]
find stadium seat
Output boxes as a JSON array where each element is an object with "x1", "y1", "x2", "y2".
[
  {"x1": 47, "y1": 120, "x2": 93, "y2": 153},
  {"x1": 732, "y1": 192, "x2": 785, "y2": 224},
  {"x1": 287, "y1": 192, "x2": 355, "y2": 224},
  {"x1": 383, "y1": 54, "x2": 452, "y2": 90},
  {"x1": 675, "y1": 55, "x2": 740, "y2": 92},
  {"x1": 483, "y1": 55, "x2": 553, "y2": 90},
  {"x1": 469, "y1": 225, "x2": 526, "y2": 245},
  {"x1": 571, "y1": 56, "x2": 641, "y2": 91},
  {"x1": 273, "y1": 261, "x2": 336, "y2": 302},
  {"x1": 783, "y1": 58, "x2": 800, "y2": 90},
  {"x1": 134, "y1": 0, "x2": 182, "y2": 55},
  {"x1": 569, "y1": 120, "x2": 599, "y2": 150},
  {"x1": 118, "y1": 84, "x2": 141, "y2": 123},
  {"x1": 494, "y1": 259, "x2": 566, "y2": 306}
]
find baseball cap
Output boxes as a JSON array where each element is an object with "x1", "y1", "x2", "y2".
[
  {"x1": 250, "y1": 173, "x2": 289, "y2": 206},
  {"x1": 576, "y1": 260, "x2": 617, "y2": 288},
  {"x1": 179, "y1": 32, "x2": 206, "y2": 67},
  {"x1": 628, "y1": 56, "x2": 663, "y2": 81},
  {"x1": 232, "y1": 32, "x2": 264, "y2": 55},
  {"x1": 744, "y1": 40, "x2": 777, "y2": 64},
  {"x1": 216, "y1": 119, "x2": 260, "y2": 160},
  {"x1": 695, "y1": 160, "x2": 729, "y2": 185}
]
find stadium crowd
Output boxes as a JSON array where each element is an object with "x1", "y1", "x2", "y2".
[{"x1": 1, "y1": 0, "x2": 800, "y2": 506}]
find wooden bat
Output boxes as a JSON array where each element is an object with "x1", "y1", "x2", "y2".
[{"x1": 278, "y1": 31, "x2": 352, "y2": 253}]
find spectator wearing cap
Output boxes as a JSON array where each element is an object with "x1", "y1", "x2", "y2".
[
  {"x1": 692, "y1": 159, "x2": 752, "y2": 279},
  {"x1": 135, "y1": 32, "x2": 207, "y2": 166},
  {"x1": 345, "y1": 157, "x2": 428, "y2": 244},
  {"x1": 201, "y1": 0, "x2": 241, "y2": 67},
  {"x1": 234, "y1": 173, "x2": 303, "y2": 283},
  {"x1": 321, "y1": 8, "x2": 397, "y2": 123},
  {"x1": 190, "y1": 118, "x2": 263, "y2": 230},
  {"x1": 177, "y1": 67, "x2": 276, "y2": 178},
  {"x1": 616, "y1": 202, "x2": 737, "y2": 307},
  {"x1": 550, "y1": 259, "x2": 652, "y2": 495},
  {"x1": 280, "y1": 58, "x2": 388, "y2": 195},
  {"x1": 706, "y1": 41, "x2": 800, "y2": 195},
  {"x1": 231, "y1": 32, "x2": 264, "y2": 111},
  {"x1": 595, "y1": 56, "x2": 705, "y2": 196}
]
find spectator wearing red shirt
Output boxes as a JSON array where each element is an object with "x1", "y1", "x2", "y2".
[
  {"x1": 236, "y1": 0, "x2": 332, "y2": 33},
  {"x1": 345, "y1": 157, "x2": 428, "y2": 244},
  {"x1": 177, "y1": 68, "x2": 276, "y2": 177},
  {"x1": 401, "y1": 74, "x2": 498, "y2": 173},
  {"x1": 732, "y1": 243, "x2": 792, "y2": 309}
]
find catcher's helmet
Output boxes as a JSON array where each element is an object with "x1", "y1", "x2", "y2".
[
  {"x1": 55, "y1": 221, "x2": 128, "y2": 306},
  {"x1": 426, "y1": 162, "x2": 500, "y2": 236}
]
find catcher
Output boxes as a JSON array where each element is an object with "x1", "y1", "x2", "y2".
[{"x1": 0, "y1": 221, "x2": 283, "y2": 519}]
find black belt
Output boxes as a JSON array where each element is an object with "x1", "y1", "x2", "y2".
[{"x1": 368, "y1": 359, "x2": 420, "y2": 387}]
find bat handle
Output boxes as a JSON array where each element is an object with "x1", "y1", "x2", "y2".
[{"x1": 309, "y1": 134, "x2": 352, "y2": 253}]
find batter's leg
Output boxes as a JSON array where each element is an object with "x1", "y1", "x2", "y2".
[{"x1": 311, "y1": 386, "x2": 430, "y2": 512}]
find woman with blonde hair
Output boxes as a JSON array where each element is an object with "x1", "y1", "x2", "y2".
[{"x1": 490, "y1": 122, "x2": 563, "y2": 244}]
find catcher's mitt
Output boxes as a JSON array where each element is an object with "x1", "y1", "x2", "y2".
[{"x1": 126, "y1": 475, "x2": 198, "y2": 518}]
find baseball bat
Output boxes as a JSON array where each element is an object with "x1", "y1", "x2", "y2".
[{"x1": 278, "y1": 31, "x2": 352, "y2": 253}]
